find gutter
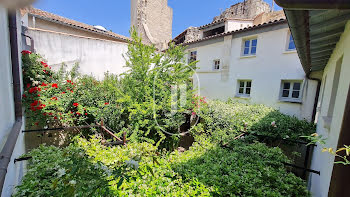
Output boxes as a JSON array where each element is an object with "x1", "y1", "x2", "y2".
[
  {"x1": 274, "y1": 0, "x2": 350, "y2": 10},
  {"x1": 0, "y1": 10, "x2": 23, "y2": 194},
  {"x1": 308, "y1": 77, "x2": 321, "y2": 123}
]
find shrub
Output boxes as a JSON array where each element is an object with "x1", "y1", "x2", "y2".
[
  {"x1": 14, "y1": 136, "x2": 211, "y2": 196},
  {"x1": 192, "y1": 99, "x2": 315, "y2": 143},
  {"x1": 170, "y1": 139, "x2": 310, "y2": 197},
  {"x1": 21, "y1": 30, "x2": 198, "y2": 149}
]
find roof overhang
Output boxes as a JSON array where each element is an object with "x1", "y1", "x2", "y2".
[{"x1": 275, "y1": 0, "x2": 350, "y2": 76}]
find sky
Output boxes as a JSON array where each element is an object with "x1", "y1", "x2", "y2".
[{"x1": 33, "y1": 0, "x2": 281, "y2": 38}]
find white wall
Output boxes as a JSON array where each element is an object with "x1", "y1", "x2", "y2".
[
  {"x1": 225, "y1": 20, "x2": 253, "y2": 32},
  {"x1": 308, "y1": 21, "x2": 350, "y2": 197},
  {"x1": 188, "y1": 24, "x2": 317, "y2": 121},
  {"x1": 28, "y1": 29, "x2": 128, "y2": 79},
  {"x1": 0, "y1": 8, "x2": 26, "y2": 197}
]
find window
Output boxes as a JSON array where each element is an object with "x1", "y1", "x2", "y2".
[
  {"x1": 287, "y1": 33, "x2": 296, "y2": 50},
  {"x1": 243, "y1": 38, "x2": 257, "y2": 56},
  {"x1": 189, "y1": 51, "x2": 197, "y2": 63},
  {"x1": 213, "y1": 59, "x2": 220, "y2": 70},
  {"x1": 280, "y1": 80, "x2": 303, "y2": 102},
  {"x1": 237, "y1": 80, "x2": 252, "y2": 96}
]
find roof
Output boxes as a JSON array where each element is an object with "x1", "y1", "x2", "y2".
[
  {"x1": 21, "y1": 7, "x2": 130, "y2": 43},
  {"x1": 282, "y1": 9, "x2": 350, "y2": 75},
  {"x1": 181, "y1": 18, "x2": 287, "y2": 46}
]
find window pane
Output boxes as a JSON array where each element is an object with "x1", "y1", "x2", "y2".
[
  {"x1": 283, "y1": 82, "x2": 290, "y2": 89},
  {"x1": 245, "y1": 40, "x2": 250, "y2": 47},
  {"x1": 246, "y1": 88, "x2": 251, "y2": 95},
  {"x1": 246, "y1": 81, "x2": 251, "y2": 87},
  {"x1": 282, "y1": 90, "x2": 289, "y2": 97},
  {"x1": 292, "y1": 91, "x2": 300, "y2": 98},
  {"x1": 293, "y1": 82, "x2": 301, "y2": 90},
  {"x1": 251, "y1": 39, "x2": 257, "y2": 47},
  {"x1": 251, "y1": 46, "x2": 256, "y2": 54},
  {"x1": 239, "y1": 81, "x2": 245, "y2": 88},
  {"x1": 244, "y1": 47, "x2": 250, "y2": 55},
  {"x1": 288, "y1": 35, "x2": 295, "y2": 50},
  {"x1": 239, "y1": 88, "x2": 244, "y2": 94}
]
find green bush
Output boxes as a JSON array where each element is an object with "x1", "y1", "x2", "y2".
[
  {"x1": 21, "y1": 30, "x2": 198, "y2": 149},
  {"x1": 193, "y1": 99, "x2": 315, "y2": 143},
  {"x1": 171, "y1": 139, "x2": 310, "y2": 197},
  {"x1": 15, "y1": 136, "x2": 309, "y2": 197},
  {"x1": 14, "y1": 136, "x2": 211, "y2": 197}
]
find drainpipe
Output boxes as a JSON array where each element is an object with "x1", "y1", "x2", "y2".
[
  {"x1": 308, "y1": 76, "x2": 321, "y2": 123},
  {"x1": 0, "y1": 10, "x2": 23, "y2": 194},
  {"x1": 21, "y1": 33, "x2": 34, "y2": 52}
]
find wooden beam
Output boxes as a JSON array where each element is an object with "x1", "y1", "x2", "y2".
[
  {"x1": 311, "y1": 45, "x2": 336, "y2": 55},
  {"x1": 310, "y1": 14, "x2": 350, "y2": 31},
  {"x1": 310, "y1": 38, "x2": 339, "y2": 50},
  {"x1": 310, "y1": 27, "x2": 344, "y2": 42}
]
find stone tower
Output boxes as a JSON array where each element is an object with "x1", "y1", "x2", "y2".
[{"x1": 131, "y1": 0, "x2": 173, "y2": 49}]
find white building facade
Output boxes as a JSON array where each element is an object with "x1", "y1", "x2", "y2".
[{"x1": 182, "y1": 20, "x2": 318, "y2": 121}]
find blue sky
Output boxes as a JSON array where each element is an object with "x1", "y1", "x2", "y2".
[{"x1": 34, "y1": 0, "x2": 281, "y2": 38}]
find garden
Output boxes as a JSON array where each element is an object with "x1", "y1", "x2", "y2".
[{"x1": 15, "y1": 31, "x2": 315, "y2": 196}]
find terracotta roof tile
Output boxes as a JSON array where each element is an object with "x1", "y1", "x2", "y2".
[{"x1": 21, "y1": 7, "x2": 130, "y2": 42}]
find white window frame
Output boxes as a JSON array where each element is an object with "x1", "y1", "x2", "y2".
[
  {"x1": 237, "y1": 80, "x2": 252, "y2": 97},
  {"x1": 213, "y1": 59, "x2": 221, "y2": 70},
  {"x1": 280, "y1": 80, "x2": 303, "y2": 102},
  {"x1": 188, "y1": 50, "x2": 197, "y2": 63},
  {"x1": 286, "y1": 32, "x2": 296, "y2": 51},
  {"x1": 242, "y1": 37, "x2": 258, "y2": 56}
]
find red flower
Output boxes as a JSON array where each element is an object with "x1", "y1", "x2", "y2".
[
  {"x1": 192, "y1": 112, "x2": 196, "y2": 116},
  {"x1": 61, "y1": 92, "x2": 66, "y2": 94},
  {"x1": 21, "y1": 50, "x2": 32, "y2": 55},
  {"x1": 43, "y1": 112, "x2": 47, "y2": 116},
  {"x1": 76, "y1": 112, "x2": 81, "y2": 115},
  {"x1": 30, "y1": 100, "x2": 39, "y2": 107},
  {"x1": 67, "y1": 80, "x2": 72, "y2": 83},
  {"x1": 41, "y1": 83, "x2": 47, "y2": 87},
  {"x1": 73, "y1": 103, "x2": 79, "y2": 107},
  {"x1": 41, "y1": 61, "x2": 48, "y2": 68},
  {"x1": 26, "y1": 83, "x2": 31, "y2": 88},
  {"x1": 52, "y1": 83, "x2": 58, "y2": 88},
  {"x1": 34, "y1": 122, "x2": 39, "y2": 126},
  {"x1": 51, "y1": 97, "x2": 58, "y2": 100},
  {"x1": 48, "y1": 112, "x2": 53, "y2": 116},
  {"x1": 54, "y1": 116, "x2": 57, "y2": 119},
  {"x1": 85, "y1": 113, "x2": 88, "y2": 115},
  {"x1": 29, "y1": 87, "x2": 38, "y2": 94},
  {"x1": 22, "y1": 94, "x2": 26, "y2": 98},
  {"x1": 104, "y1": 102, "x2": 109, "y2": 105},
  {"x1": 37, "y1": 94, "x2": 40, "y2": 97},
  {"x1": 71, "y1": 90, "x2": 74, "y2": 93}
]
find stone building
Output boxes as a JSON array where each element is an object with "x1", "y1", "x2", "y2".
[
  {"x1": 213, "y1": 0, "x2": 271, "y2": 22},
  {"x1": 130, "y1": 0, "x2": 173, "y2": 50}
]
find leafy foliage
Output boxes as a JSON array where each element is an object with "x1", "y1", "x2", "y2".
[
  {"x1": 171, "y1": 139, "x2": 310, "y2": 197},
  {"x1": 192, "y1": 99, "x2": 315, "y2": 143},
  {"x1": 14, "y1": 136, "x2": 210, "y2": 197}
]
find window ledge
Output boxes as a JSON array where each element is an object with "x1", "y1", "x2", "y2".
[
  {"x1": 283, "y1": 50, "x2": 297, "y2": 54},
  {"x1": 279, "y1": 99, "x2": 302, "y2": 104},
  {"x1": 235, "y1": 95, "x2": 251, "y2": 99},
  {"x1": 240, "y1": 55, "x2": 256, "y2": 59}
]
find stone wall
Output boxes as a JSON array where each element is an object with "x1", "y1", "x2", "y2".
[
  {"x1": 131, "y1": 0, "x2": 173, "y2": 50},
  {"x1": 184, "y1": 27, "x2": 201, "y2": 43},
  {"x1": 213, "y1": 0, "x2": 270, "y2": 21}
]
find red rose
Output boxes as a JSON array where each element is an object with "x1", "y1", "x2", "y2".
[
  {"x1": 61, "y1": 92, "x2": 66, "y2": 94},
  {"x1": 73, "y1": 103, "x2": 79, "y2": 107},
  {"x1": 22, "y1": 94, "x2": 26, "y2": 98},
  {"x1": 52, "y1": 83, "x2": 58, "y2": 88},
  {"x1": 26, "y1": 84, "x2": 31, "y2": 88},
  {"x1": 21, "y1": 50, "x2": 32, "y2": 55},
  {"x1": 76, "y1": 112, "x2": 81, "y2": 115},
  {"x1": 104, "y1": 102, "x2": 109, "y2": 105},
  {"x1": 67, "y1": 80, "x2": 72, "y2": 83},
  {"x1": 48, "y1": 112, "x2": 53, "y2": 116},
  {"x1": 54, "y1": 116, "x2": 57, "y2": 119},
  {"x1": 85, "y1": 113, "x2": 88, "y2": 115},
  {"x1": 41, "y1": 83, "x2": 47, "y2": 87},
  {"x1": 51, "y1": 97, "x2": 58, "y2": 100},
  {"x1": 34, "y1": 122, "x2": 39, "y2": 126}
]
